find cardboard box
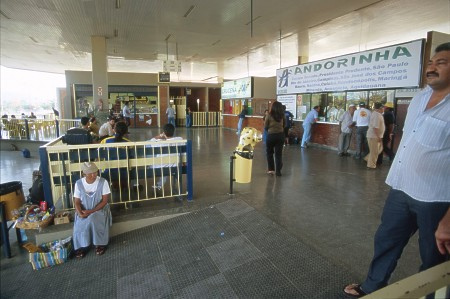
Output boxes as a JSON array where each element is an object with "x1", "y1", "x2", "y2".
[{"x1": 54, "y1": 212, "x2": 70, "y2": 225}]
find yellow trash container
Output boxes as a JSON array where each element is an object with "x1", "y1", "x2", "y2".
[
  {"x1": 0, "y1": 181, "x2": 26, "y2": 221},
  {"x1": 234, "y1": 151, "x2": 254, "y2": 183}
]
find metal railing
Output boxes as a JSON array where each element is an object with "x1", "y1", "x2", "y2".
[
  {"x1": 1, "y1": 118, "x2": 80, "y2": 141},
  {"x1": 363, "y1": 261, "x2": 450, "y2": 299},
  {"x1": 39, "y1": 138, "x2": 193, "y2": 210},
  {"x1": 191, "y1": 111, "x2": 221, "y2": 127}
]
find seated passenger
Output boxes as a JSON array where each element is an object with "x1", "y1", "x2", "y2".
[
  {"x1": 100, "y1": 121, "x2": 130, "y2": 144},
  {"x1": 98, "y1": 116, "x2": 116, "y2": 141},
  {"x1": 148, "y1": 124, "x2": 184, "y2": 195},
  {"x1": 89, "y1": 116, "x2": 100, "y2": 139},
  {"x1": 73, "y1": 162, "x2": 112, "y2": 258},
  {"x1": 62, "y1": 116, "x2": 92, "y2": 145},
  {"x1": 100, "y1": 122, "x2": 131, "y2": 190}
]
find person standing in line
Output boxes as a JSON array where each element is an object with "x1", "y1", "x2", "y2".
[
  {"x1": 337, "y1": 104, "x2": 356, "y2": 156},
  {"x1": 377, "y1": 102, "x2": 396, "y2": 165},
  {"x1": 283, "y1": 105, "x2": 294, "y2": 145},
  {"x1": 364, "y1": 102, "x2": 385, "y2": 169},
  {"x1": 237, "y1": 105, "x2": 248, "y2": 135},
  {"x1": 344, "y1": 42, "x2": 450, "y2": 298},
  {"x1": 166, "y1": 104, "x2": 176, "y2": 127},
  {"x1": 352, "y1": 102, "x2": 371, "y2": 159},
  {"x1": 301, "y1": 105, "x2": 320, "y2": 148},
  {"x1": 122, "y1": 101, "x2": 131, "y2": 127},
  {"x1": 264, "y1": 101, "x2": 285, "y2": 176}
]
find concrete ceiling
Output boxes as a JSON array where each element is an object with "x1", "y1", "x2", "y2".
[{"x1": 0, "y1": 0, "x2": 449, "y2": 83}]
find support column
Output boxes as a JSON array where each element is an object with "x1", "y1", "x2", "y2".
[{"x1": 91, "y1": 36, "x2": 108, "y2": 112}]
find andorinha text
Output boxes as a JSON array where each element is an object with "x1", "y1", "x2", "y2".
[{"x1": 292, "y1": 46, "x2": 411, "y2": 74}]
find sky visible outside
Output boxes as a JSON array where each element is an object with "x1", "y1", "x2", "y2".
[{"x1": 1, "y1": 66, "x2": 66, "y2": 116}]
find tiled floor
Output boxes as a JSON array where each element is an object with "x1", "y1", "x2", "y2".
[{"x1": 0, "y1": 127, "x2": 421, "y2": 298}]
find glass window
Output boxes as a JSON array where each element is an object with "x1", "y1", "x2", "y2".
[
  {"x1": 297, "y1": 94, "x2": 311, "y2": 120},
  {"x1": 346, "y1": 91, "x2": 368, "y2": 110},
  {"x1": 369, "y1": 90, "x2": 395, "y2": 109},
  {"x1": 325, "y1": 92, "x2": 345, "y2": 123},
  {"x1": 311, "y1": 93, "x2": 327, "y2": 121}
]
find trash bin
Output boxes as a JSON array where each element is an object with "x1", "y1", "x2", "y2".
[
  {"x1": 0, "y1": 181, "x2": 26, "y2": 221},
  {"x1": 234, "y1": 151, "x2": 254, "y2": 183}
]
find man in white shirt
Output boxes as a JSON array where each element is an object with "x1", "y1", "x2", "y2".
[
  {"x1": 365, "y1": 102, "x2": 385, "y2": 169},
  {"x1": 344, "y1": 42, "x2": 450, "y2": 298},
  {"x1": 337, "y1": 104, "x2": 356, "y2": 156},
  {"x1": 122, "y1": 101, "x2": 131, "y2": 127},
  {"x1": 98, "y1": 116, "x2": 116, "y2": 141},
  {"x1": 352, "y1": 102, "x2": 371, "y2": 159},
  {"x1": 148, "y1": 124, "x2": 184, "y2": 197}
]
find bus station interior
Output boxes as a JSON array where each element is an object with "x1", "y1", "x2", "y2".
[{"x1": 1, "y1": 0, "x2": 450, "y2": 298}]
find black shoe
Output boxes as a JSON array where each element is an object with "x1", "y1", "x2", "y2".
[{"x1": 276, "y1": 173, "x2": 282, "y2": 176}]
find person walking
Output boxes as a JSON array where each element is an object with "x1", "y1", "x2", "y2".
[
  {"x1": 301, "y1": 106, "x2": 320, "y2": 148},
  {"x1": 352, "y1": 102, "x2": 371, "y2": 159},
  {"x1": 364, "y1": 102, "x2": 385, "y2": 169},
  {"x1": 264, "y1": 101, "x2": 285, "y2": 176},
  {"x1": 166, "y1": 104, "x2": 176, "y2": 127},
  {"x1": 337, "y1": 104, "x2": 356, "y2": 156},
  {"x1": 344, "y1": 42, "x2": 450, "y2": 298}
]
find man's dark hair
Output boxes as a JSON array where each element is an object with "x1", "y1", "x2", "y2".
[
  {"x1": 435, "y1": 42, "x2": 450, "y2": 53},
  {"x1": 114, "y1": 121, "x2": 128, "y2": 142},
  {"x1": 374, "y1": 102, "x2": 383, "y2": 109},
  {"x1": 313, "y1": 105, "x2": 320, "y2": 110},
  {"x1": 163, "y1": 123, "x2": 175, "y2": 137},
  {"x1": 80, "y1": 116, "x2": 90, "y2": 126}
]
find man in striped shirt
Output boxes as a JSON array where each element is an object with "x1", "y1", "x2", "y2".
[{"x1": 344, "y1": 42, "x2": 450, "y2": 297}]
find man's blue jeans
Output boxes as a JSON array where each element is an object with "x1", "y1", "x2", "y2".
[
  {"x1": 361, "y1": 189, "x2": 449, "y2": 294},
  {"x1": 301, "y1": 123, "x2": 312, "y2": 146}
]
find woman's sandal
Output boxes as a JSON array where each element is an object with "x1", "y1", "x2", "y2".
[
  {"x1": 75, "y1": 249, "x2": 85, "y2": 259},
  {"x1": 267, "y1": 170, "x2": 275, "y2": 175},
  {"x1": 343, "y1": 283, "x2": 367, "y2": 298},
  {"x1": 95, "y1": 246, "x2": 106, "y2": 256}
]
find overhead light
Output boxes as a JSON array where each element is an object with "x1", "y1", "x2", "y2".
[
  {"x1": 183, "y1": 5, "x2": 196, "y2": 18},
  {"x1": 252, "y1": 44, "x2": 266, "y2": 51},
  {"x1": 114, "y1": 29, "x2": 118, "y2": 37},
  {"x1": 29, "y1": 36, "x2": 39, "y2": 43},
  {"x1": 245, "y1": 16, "x2": 261, "y2": 26},
  {"x1": 165, "y1": 34, "x2": 171, "y2": 41},
  {"x1": 202, "y1": 76, "x2": 218, "y2": 81},
  {"x1": 211, "y1": 40, "x2": 221, "y2": 46},
  {"x1": 0, "y1": 10, "x2": 11, "y2": 19},
  {"x1": 115, "y1": 0, "x2": 121, "y2": 9}
]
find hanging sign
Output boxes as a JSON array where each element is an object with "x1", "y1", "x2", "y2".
[
  {"x1": 97, "y1": 87, "x2": 103, "y2": 96},
  {"x1": 158, "y1": 72, "x2": 170, "y2": 83},
  {"x1": 163, "y1": 60, "x2": 182, "y2": 72},
  {"x1": 276, "y1": 39, "x2": 424, "y2": 94}
]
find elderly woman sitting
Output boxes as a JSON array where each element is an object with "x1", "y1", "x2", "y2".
[{"x1": 73, "y1": 162, "x2": 112, "y2": 258}]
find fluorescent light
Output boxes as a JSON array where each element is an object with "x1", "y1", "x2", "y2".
[{"x1": 183, "y1": 5, "x2": 196, "y2": 18}]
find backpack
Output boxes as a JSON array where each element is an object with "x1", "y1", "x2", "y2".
[{"x1": 28, "y1": 175, "x2": 44, "y2": 205}]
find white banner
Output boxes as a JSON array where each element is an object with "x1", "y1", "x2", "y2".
[
  {"x1": 277, "y1": 94, "x2": 297, "y2": 119},
  {"x1": 276, "y1": 39, "x2": 424, "y2": 94},
  {"x1": 221, "y1": 77, "x2": 252, "y2": 99}
]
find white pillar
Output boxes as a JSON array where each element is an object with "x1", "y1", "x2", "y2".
[{"x1": 91, "y1": 36, "x2": 108, "y2": 112}]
